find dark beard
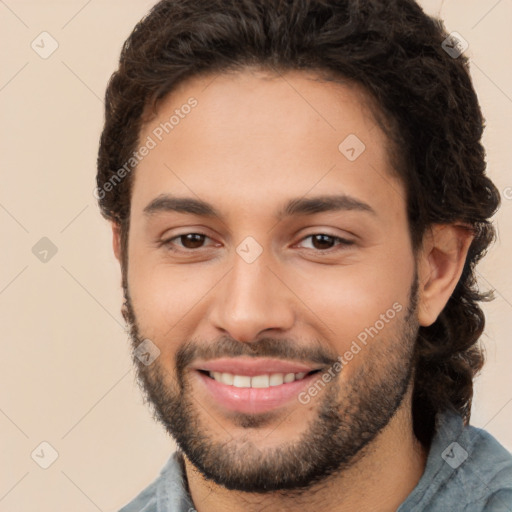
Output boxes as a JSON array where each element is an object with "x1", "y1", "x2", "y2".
[{"x1": 122, "y1": 276, "x2": 419, "y2": 494}]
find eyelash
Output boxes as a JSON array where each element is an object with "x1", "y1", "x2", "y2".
[{"x1": 161, "y1": 232, "x2": 355, "y2": 253}]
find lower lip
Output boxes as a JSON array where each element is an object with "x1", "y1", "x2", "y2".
[{"x1": 194, "y1": 370, "x2": 319, "y2": 414}]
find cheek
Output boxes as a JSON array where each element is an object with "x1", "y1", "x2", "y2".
[
  {"x1": 127, "y1": 255, "x2": 220, "y2": 355},
  {"x1": 289, "y1": 250, "x2": 414, "y2": 356}
]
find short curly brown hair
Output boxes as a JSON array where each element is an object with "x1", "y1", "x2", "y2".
[{"x1": 96, "y1": 0, "x2": 501, "y2": 446}]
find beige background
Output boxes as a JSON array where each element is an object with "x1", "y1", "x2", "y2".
[{"x1": 1, "y1": 1, "x2": 511, "y2": 510}]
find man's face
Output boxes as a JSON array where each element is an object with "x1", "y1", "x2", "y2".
[{"x1": 122, "y1": 69, "x2": 420, "y2": 491}]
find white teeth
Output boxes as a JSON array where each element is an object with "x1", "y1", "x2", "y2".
[
  {"x1": 251, "y1": 375, "x2": 270, "y2": 388},
  {"x1": 207, "y1": 371, "x2": 310, "y2": 388},
  {"x1": 233, "y1": 375, "x2": 251, "y2": 388},
  {"x1": 269, "y1": 373, "x2": 284, "y2": 386},
  {"x1": 220, "y1": 372, "x2": 234, "y2": 385}
]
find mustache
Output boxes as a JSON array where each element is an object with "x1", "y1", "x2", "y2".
[{"x1": 176, "y1": 335, "x2": 340, "y2": 371}]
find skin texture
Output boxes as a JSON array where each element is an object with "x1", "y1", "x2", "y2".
[{"x1": 112, "y1": 69, "x2": 474, "y2": 511}]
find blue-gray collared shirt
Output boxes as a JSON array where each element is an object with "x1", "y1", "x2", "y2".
[{"x1": 119, "y1": 409, "x2": 512, "y2": 511}]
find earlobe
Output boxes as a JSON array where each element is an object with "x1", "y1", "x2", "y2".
[
  {"x1": 111, "y1": 222, "x2": 122, "y2": 263},
  {"x1": 417, "y1": 224, "x2": 474, "y2": 327}
]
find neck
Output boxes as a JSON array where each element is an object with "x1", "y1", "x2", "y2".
[{"x1": 183, "y1": 398, "x2": 428, "y2": 512}]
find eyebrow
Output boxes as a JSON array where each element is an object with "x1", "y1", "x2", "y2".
[{"x1": 143, "y1": 193, "x2": 377, "y2": 219}]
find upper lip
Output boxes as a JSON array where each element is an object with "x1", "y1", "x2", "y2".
[{"x1": 191, "y1": 357, "x2": 322, "y2": 376}]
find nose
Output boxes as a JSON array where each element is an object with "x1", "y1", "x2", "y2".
[{"x1": 208, "y1": 251, "x2": 296, "y2": 343}]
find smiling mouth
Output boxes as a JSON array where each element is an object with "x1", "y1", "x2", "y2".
[{"x1": 198, "y1": 369, "x2": 321, "y2": 388}]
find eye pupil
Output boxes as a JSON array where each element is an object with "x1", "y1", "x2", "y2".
[
  {"x1": 181, "y1": 233, "x2": 205, "y2": 249},
  {"x1": 312, "y1": 234, "x2": 335, "y2": 250}
]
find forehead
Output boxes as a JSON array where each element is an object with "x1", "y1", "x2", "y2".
[{"x1": 132, "y1": 68, "x2": 405, "y2": 225}]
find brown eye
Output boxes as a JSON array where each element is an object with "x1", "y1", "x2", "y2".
[
  {"x1": 178, "y1": 233, "x2": 207, "y2": 249},
  {"x1": 297, "y1": 233, "x2": 355, "y2": 251},
  {"x1": 311, "y1": 234, "x2": 336, "y2": 250},
  {"x1": 162, "y1": 232, "x2": 212, "y2": 252}
]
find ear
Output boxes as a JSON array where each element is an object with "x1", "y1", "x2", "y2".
[
  {"x1": 417, "y1": 224, "x2": 474, "y2": 327},
  {"x1": 111, "y1": 222, "x2": 122, "y2": 263}
]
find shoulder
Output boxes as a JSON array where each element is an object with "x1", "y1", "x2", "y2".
[
  {"x1": 118, "y1": 477, "x2": 159, "y2": 512},
  {"x1": 398, "y1": 410, "x2": 512, "y2": 512},
  {"x1": 459, "y1": 420, "x2": 512, "y2": 493},
  {"x1": 117, "y1": 451, "x2": 191, "y2": 512},
  {"x1": 479, "y1": 489, "x2": 512, "y2": 512},
  {"x1": 437, "y1": 411, "x2": 512, "y2": 510}
]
